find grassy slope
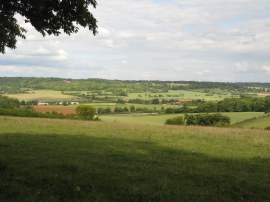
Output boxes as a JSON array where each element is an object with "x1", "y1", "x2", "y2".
[
  {"x1": 101, "y1": 112, "x2": 265, "y2": 125},
  {"x1": 0, "y1": 116, "x2": 270, "y2": 201},
  {"x1": 235, "y1": 115, "x2": 270, "y2": 129},
  {"x1": 5, "y1": 90, "x2": 78, "y2": 102}
]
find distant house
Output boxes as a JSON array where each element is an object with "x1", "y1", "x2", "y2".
[
  {"x1": 57, "y1": 101, "x2": 79, "y2": 105},
  {"x1": 70, "y1": 102, "x2": 79, "y2": 105},
  {"x1": 63, "y1": 80, "x2": 71, "y2": 84},
  {"x1": 38, "y1": 102, "x2": 49, "y2": 106}
]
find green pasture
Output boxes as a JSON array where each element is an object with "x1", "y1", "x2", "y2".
[
  {"x1": 63, "y1": 90, "x2": 114, "y2": 96},
  {"x1": 0, "y1": 116, "x2": 269, "y2": 201},
  {"x1": 128, "y1": 90, "x2": 236, "y2": 101},
  {"x1": 81, "y1": 103, "x2": 179, "y2": 111},
  {"x1": 4, "y1": 89, "x2": 239, "y2": 103},
  {"x1": 100, "y1": 114, "x2": 180, "y2": 125},
  {"x1": 85, "y1": 103, "x2": 179, "y2": 111},
  {"x1": 5, "y1": 90, "x2": 79, "y2": 102},
  {"x1": 235, "y1": 116, "x2": 270, "y2": 129},
  {"x1": 100, "y1": 112, "x2": 265, "y2": 126}
]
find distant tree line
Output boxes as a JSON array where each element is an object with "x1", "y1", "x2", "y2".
[
  {"x1": 97, "y1": 106, "x2": 157, "y2": 114},
  {"x1": 165, "y1": 97, "x2": 270, "y2": 114},
  {"x1": 1, "y1": 77, "x2": 270, "y2": 94}
]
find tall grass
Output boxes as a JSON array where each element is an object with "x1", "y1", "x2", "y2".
[{"x1": 0, "y1": 116, "x2": 269, "y2": 201}]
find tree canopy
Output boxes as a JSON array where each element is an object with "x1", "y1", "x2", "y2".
[
  {"x1": 0, "y1": 0, "x2": 98, "y2": 53},
  {"x1": 76, "y1": 105, "x2": 96, "y2": 120}
]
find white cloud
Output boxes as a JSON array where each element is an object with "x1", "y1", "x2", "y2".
[
  {"x1": 53, "y1": 49, "x2": 69, "y2": 61},
  {"x1": 97, "y1": 27, "x2": 111, "y2": 38},
  {"x1": 122, "y1": 60, "x2": 127, "y2": 64},
  {"x1": 235, "y1": 62, "x2": 249, "y2": 72},
  {"x1": 262, "y1": 65, "x2": 270, "y2": 73}
]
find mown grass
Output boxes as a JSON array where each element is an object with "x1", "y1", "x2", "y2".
[
  {"x1": 0, "y1": 116, "x2": 269, "y2": 201},
  {"x1": 101, "y1": 112, "x2": 265, "y2": 126},
  {"x1": 235, "y1": 115, "x2": 270, "y2": 129}
]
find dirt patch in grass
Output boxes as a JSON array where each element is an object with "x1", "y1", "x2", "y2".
[{"x1": 33, "y1": 106, "x2": 76, "y2": 115}]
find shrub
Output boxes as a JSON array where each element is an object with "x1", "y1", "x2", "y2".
[
  {"x1": 152, "y1": 98, "x2": 160, "y2": 104},
  {"x1": 265, "y1": 126, "x2": 270, "y2": 130},
  {"x1": 165, "y1": 116, "x2": 184, "y2": 125},
  {"x1": 76, "y1": 105, "x2": 96, "y2": 120},
  {"x1": 0, "y1": 96, "x2": 20, "y2": 108},
  {"x1": 185, "y1": 113, "x2": 230, "y2": 126}
]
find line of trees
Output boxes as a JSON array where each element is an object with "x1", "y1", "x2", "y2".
[
  {"x1": 165, "y1": 113, "x2": 230, "y2": 127},
  {"x1": 1, "y1": 78, "x2": 270, "y2": 94},
  {"x1": 165, "y1": 97, "x2": 270, "y2": 114},
  {"x1": 97, "y1": 106, "x2": 157, "y2": 114},
  {"x1": 184, "y1": 113, "x2": 230, "y2": 126}
]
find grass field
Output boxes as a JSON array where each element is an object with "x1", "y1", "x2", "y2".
[
  {"x1": 235, "y1": 115, "x2": 270, "y2": 129},
  {"x1": 0, "y1": 116, "x2": 269, "y2": 201},
  {"x1": 128, "y1": 90, "x2": 237, "y2": 101},
  {"x1": 86, "y1": 103, "x2": 178, "y2": 111},
  {"x1": 100, "y1": 112, "x2": 265, "y2": 126},
  {"x1": 5, "y1": 90, "x2": 79, "y2": 102}
]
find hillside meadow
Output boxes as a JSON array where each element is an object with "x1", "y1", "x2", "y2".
[
  {"x1": 0, "y1": 116, "x2": 269, "y2": 201},
  {"x1": 100, "y1": 112, "x2": 265, "y2": 126},
  {"x1": 235, "y1": 116, "x2": 270, "y2": 129},
  {"x1": 5, "y1": 90, "x2": 78, "y2": 102}
]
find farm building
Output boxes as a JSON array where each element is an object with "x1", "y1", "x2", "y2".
[
  {"x1": 38, "y1": 102, "x2": 49, "y2": 106},
  {"x1": 70, "y1": 102, "x2": 80, "y2": 105}
]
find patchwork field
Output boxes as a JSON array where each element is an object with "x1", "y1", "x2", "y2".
[
  {"x1": 0, "y1": 116, "x2": 269, "y2": 201},
  {"x1": 5, "y1": 90, "x2": 79, "y2": 102},
  {"x1": 128, "y1": 90, "x2": 237, "y2": 101}
]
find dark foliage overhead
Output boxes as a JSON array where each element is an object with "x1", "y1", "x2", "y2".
[{"x1": 0, "y1": 0, "x2": 98, "y2": 53}]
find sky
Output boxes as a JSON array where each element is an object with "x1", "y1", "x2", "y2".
[{"x1": 0, "y1": 0, "x2": 270, "y2": 82}]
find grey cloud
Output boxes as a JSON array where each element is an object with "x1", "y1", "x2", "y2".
[{"x1": 0, "y1": 0, "x2": 269, "y2": 82}]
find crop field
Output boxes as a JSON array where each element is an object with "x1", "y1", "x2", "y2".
[
  {"x1": 235, "y1": 116, "x2": 270, "y2": 129},
  {"x1": 256, "y1": 93, "x2": 270, "y2": 97},
  {"x1": 100, "y1": 112, "x2": 265, "y2": 126},
  {"x1": 5, "y1": 90, "x2": 79, "y2": 102},
  {"x1": 0, "y1": 116, "x2": 269, "y2": 201},
  {"x1": 128, "y1": 90, "x2": 237, "y2": 101},
  {"x1": 33, "y1": 106, "x2": 77, "y2": 115}
]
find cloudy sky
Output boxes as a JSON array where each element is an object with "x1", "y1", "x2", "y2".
[{"x1": 1, "y1": 0, "x2": 270, "y2": 82}]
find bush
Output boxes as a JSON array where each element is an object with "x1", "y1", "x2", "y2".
[
  {"x1": 76, "y1": 105, "x2": 96, "y2": 120},
  {"x1": 98, "y1": 107, "x2": 111, "y2": 114},
  {"x1": 265, "y1": 126, "x2": 270, "y2": 130},
  {"x1": 152, "y1": 98, "x2": 159, "y2": 104},
  {"x1": 165, "y1": 116, "x2": 184, "y2": 125},
  {"x1": 185, "y1": 113, "x2": 230, "y2": 126},
  {"x1": 0, "y1": 96, "x2": 20, "y2": 108}
]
